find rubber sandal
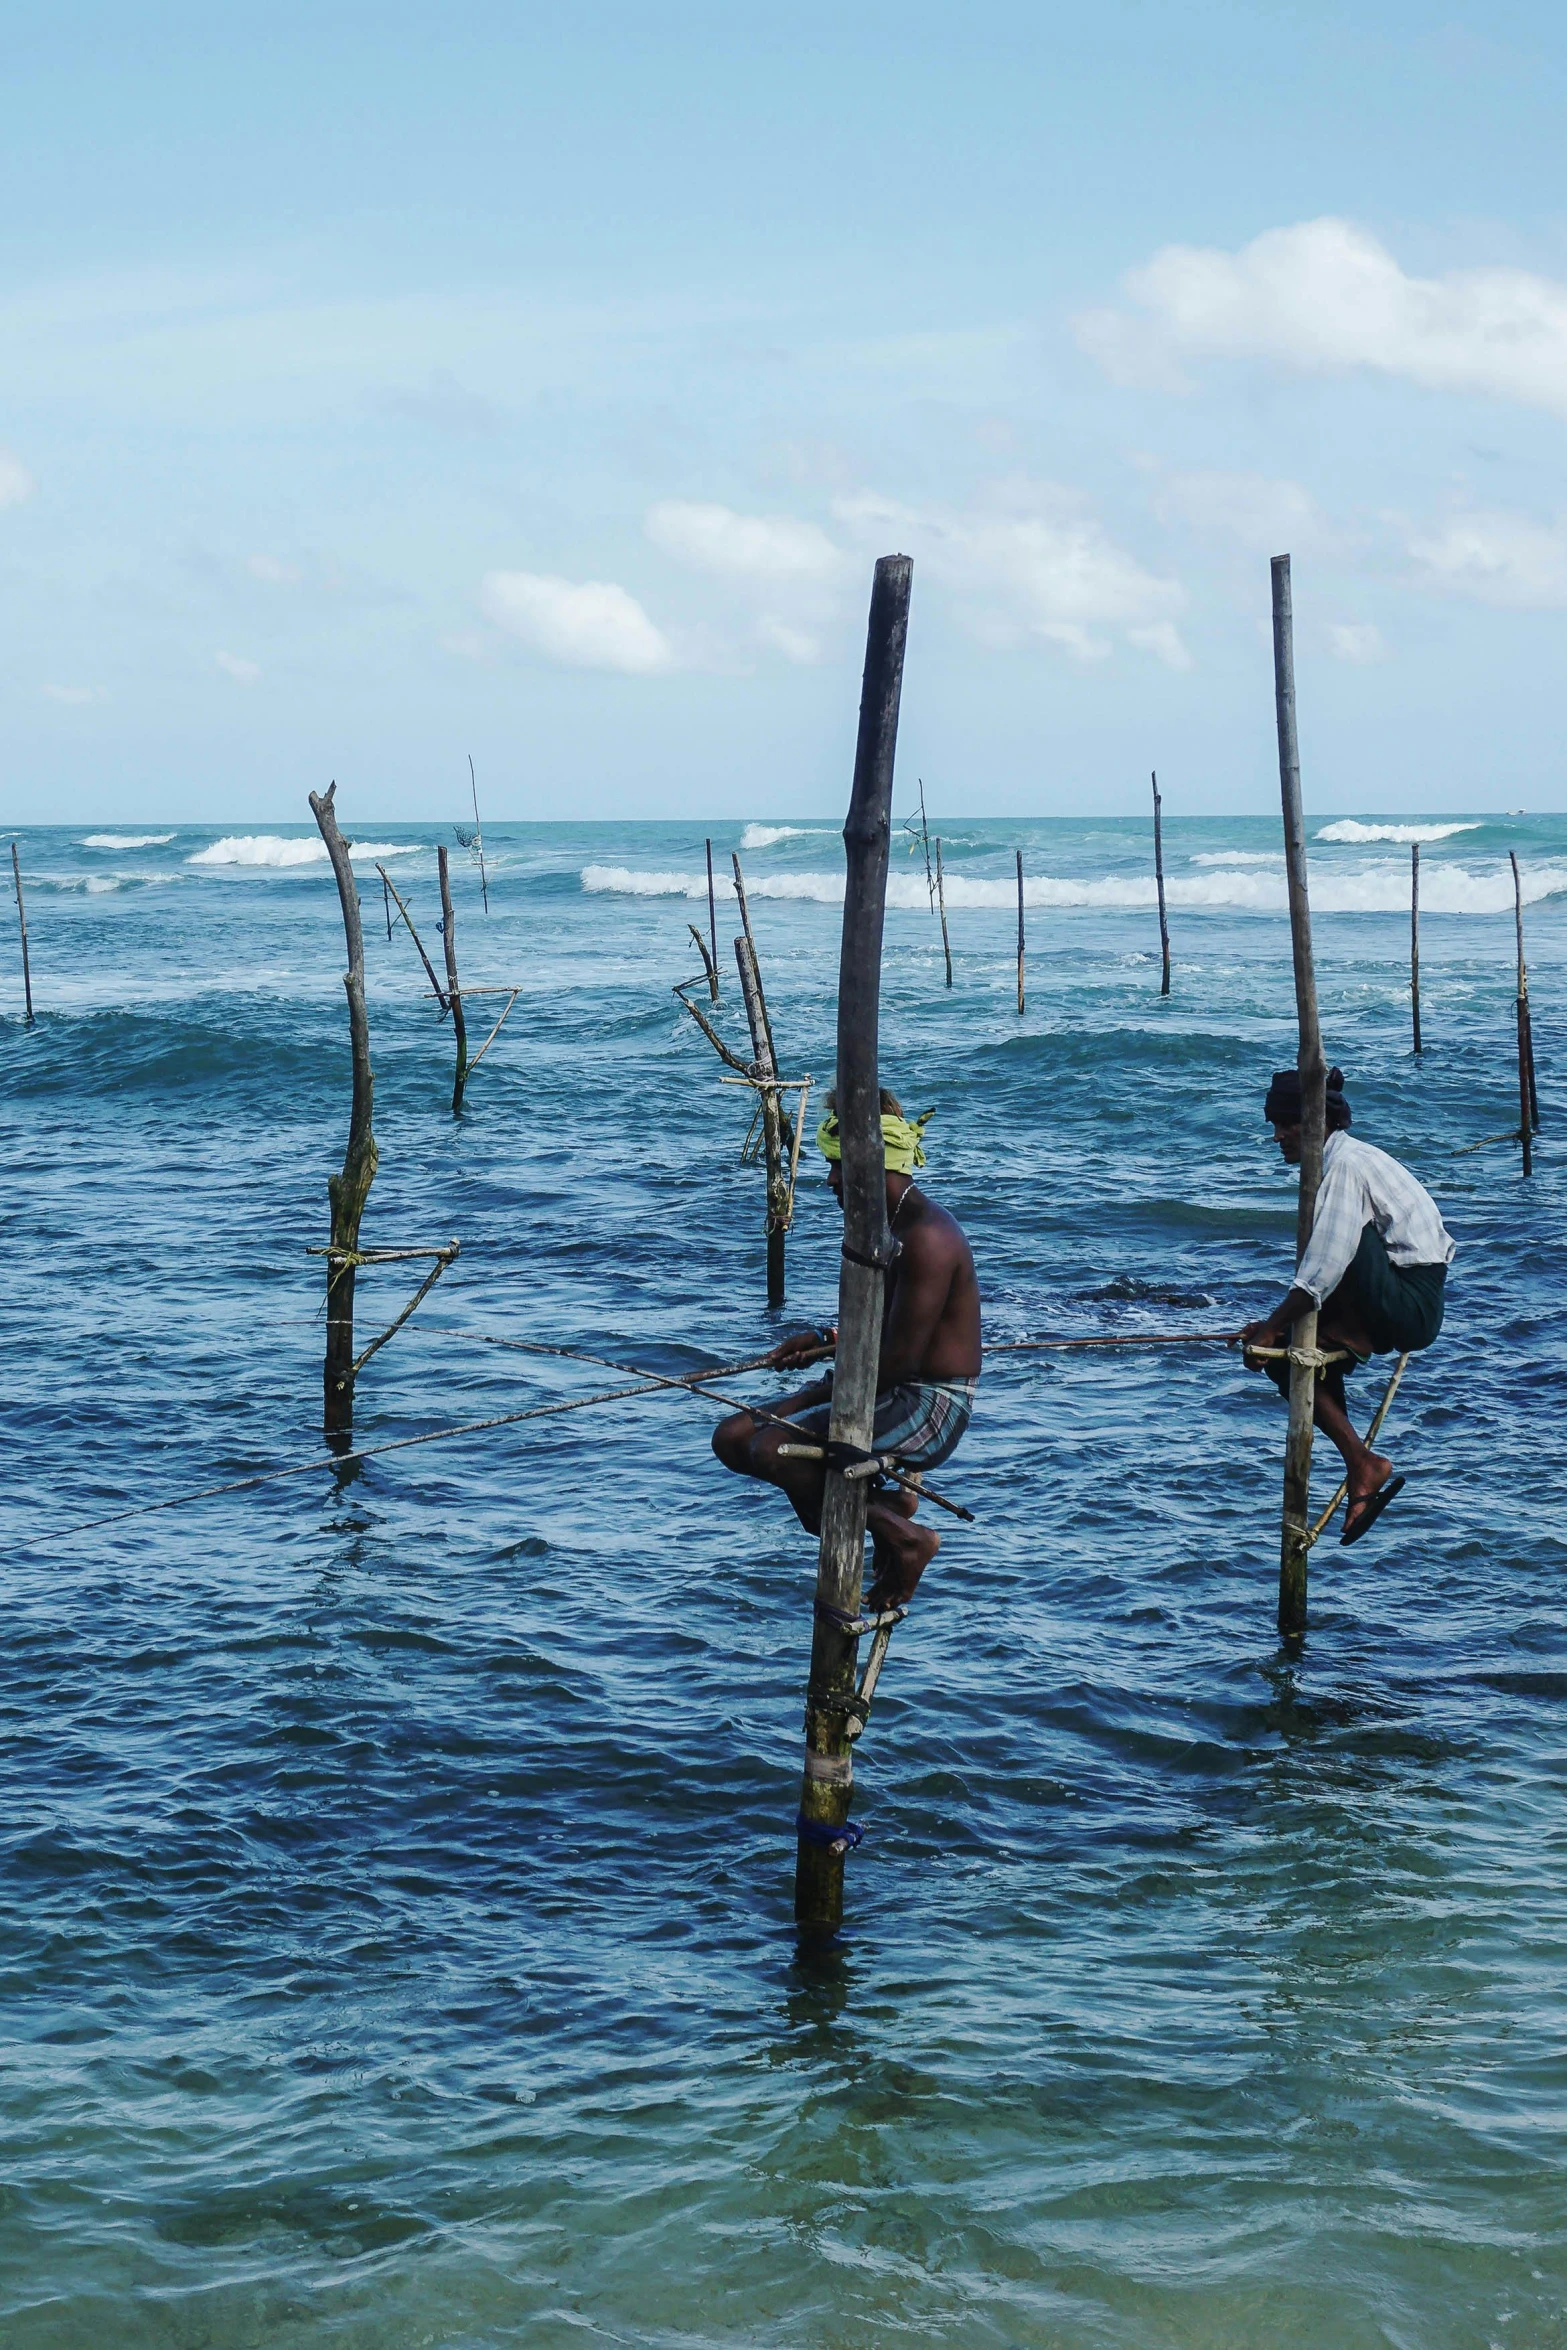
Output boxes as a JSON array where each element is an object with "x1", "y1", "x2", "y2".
[{"x1": 1340, "y1": 1473, "x2": 1406, "y2": 1547}]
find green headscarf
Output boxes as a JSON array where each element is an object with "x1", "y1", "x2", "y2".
[{"x1": 816, "y1": 1105, "x2": 933, "y2": 1174}]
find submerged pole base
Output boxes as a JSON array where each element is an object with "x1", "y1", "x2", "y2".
[
  {"x1": 767, "y1": 1228, "x2": 785, "y2": 1309},
  {"x1": 1278, "y1": 1526, "x2": 1308, "y2": 1638},
  {"x1": 794, "y1": 1839, "x2": 846, "y2": 1939}
]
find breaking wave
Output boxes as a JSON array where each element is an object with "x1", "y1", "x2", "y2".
[
  {"x1": 81, "y1": 833, "x2": 176, "y2": 849},
  {"x1": 1316, "y1": 820, "x2": 1482, "y2": 844},
  {"x1": 187, "y1": 835, "x2": 419, "y2": 869},
  {"x1": 582, "y1": 861, "x2": 1567, "y2": 916},
  {"x1": 1190, "y1": 852, "x2": 1282, "y2": 867},
  {"x1": 738, "y1": 823, "x2": 835, "y2": 850}
]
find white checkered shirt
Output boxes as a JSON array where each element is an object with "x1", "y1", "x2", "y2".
[{"x1": 1295, "y1": 1131, "x2": 1456, "y2": 1306}]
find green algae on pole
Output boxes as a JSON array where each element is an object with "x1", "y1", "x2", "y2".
[
  {"x1": 309, "y1": 783, "x2": 379, "y2": 1434},
  {"x1": 1152, "y1": 771, "x2": 1171, "y2": 997},
  {"x1": 795, "y1": 551, "x2": 912, "y2": 1942},
  {"x1": 1270, "y1": 555, "x2": 1326, "y2": 1639},
  {"x1": 438, "y1": 845, "x2": 470, "y2": 1116}
]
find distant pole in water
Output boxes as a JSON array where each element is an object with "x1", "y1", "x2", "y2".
[
  {"x1": 438, "y1": 846, "x2": 470, "y2": 1116},
  {"x1": 917, "y1": 777, "x2": 935, "y2": 907},
  {"x1": 734, "y1": 933, "x2": 788, "y2": 1308},
  {"x1": 796, "y1": 551, "x2": 910, "y2": 1943},
  {"x1": 1271, "y1": 554, "x2": 1326, "y2": 1639},
  {"x1": 936, "y1": 836, "x2": 953, "y2": 988},
  {"x1": 10, "y1": 842, "x2": 34, "y2": 1026},
  {"x1": 1151, "y1": 770, "x2": 1171, "y2": 997},
  {"x1": 1410, "y1": 843, "x2": 1422, "y2": 1055},
  {"x1": 1511, "y1": 851, "x2": 1538, "y2": 1173},
  {"x1": 1016, "y1": 848, "x2": 1026, "y2": 1015},
  {"x1": 468, "y1": 755, "x2": 489, "y2": 915},
  {"x1": 705, "y1": 839, "x2": 720, "y2": 1001},
  {"x1": 309, "y1": 783, "x2": 379, "y2": 1434}
]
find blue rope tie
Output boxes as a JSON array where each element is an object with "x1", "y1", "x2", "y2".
[{"x1": 795, "y1": 1811, "x2": 865, "y2": 1852}]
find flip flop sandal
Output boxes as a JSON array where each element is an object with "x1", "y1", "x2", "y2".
[{"x1": 1340, "y1": 1473, "x2": 1407, "y2": 1546}]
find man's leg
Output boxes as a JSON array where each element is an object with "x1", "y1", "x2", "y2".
[
  {"x1": 864, "y1": 1498, "x2": 939, "y2": 1610},
  {"x1": 1309, "y1": 1377, "x2": 1394, "y2": 1532}
]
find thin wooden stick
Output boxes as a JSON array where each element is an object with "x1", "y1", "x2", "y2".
[
  {"x1": 309, "y1": 783, "x2": 379, "y2": 1433},
  {"x1": 1306, "y1": 1353, "x2": 1408, "y2": 1546},
  {"x1": 992, "y1": 1331, "x2": 1242, "y2": 1351},
  {"x1": 731, "y1": 852, "x2": 776, "y2": 1061},
  {"x1": 1271, "y1": 553, "x2": 1326, "y2": 1639},
  {"x1": 1410, "y1": 843, "x2": 1422, "y2": 1055},
  {"x1": 376, "y1": 864, "x2": 449, "y2": 1014},
  {"x1": 687, "y1": 922, "x2": 720, "y2": 998},
  {"x1": 382, "y1": 870, "x2": 393, "y2": 941},
  {"x1": 468, "y1": 753, "x2": 489, "y2": 914},
  {"x1": 917, "y1": 777, "x2": 935, "y2": 908},
  {"x1": 11, "y1": 842, "x2": 34, "y2": 1026},
  {"x1": 349, "y1": 1242, "x2": 460, "y2": 1376},
  {"x1": 1016, "y1": 847, "x2": 1025, "y2": 1015},
  {"x1": 705, "y1": 840, "x2": 720, "y2": 1001},
  {"x1": 673, "y1": 980, "x2": 752, "y2": 1073},
  {"x1": 1512, "y1": 851, "x2": 1533, "y2": 1173},
  {"x1": 438, "y1": 845, "x2": 469, "y2": 1115},
  {"x1": 1152, "y1": 771, "x2": 1171, "y2": 997},
  {"x1": 936, "y1": 837, "x2": 952, "y2": 988},
  {"x1": 736, "y1": 934, "x2": 789, "y2": 1306},
  {"x1": 465, "y1": 988, "x2": 518, "y2": 1079}
]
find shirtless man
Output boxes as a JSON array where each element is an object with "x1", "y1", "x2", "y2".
[
  {"x1": 712, "y1": 1090, "x2": 981, "y2": 1608},
  {"x1": 1241, "y1": 1065, "x2": 1454, "y2": 1544}
]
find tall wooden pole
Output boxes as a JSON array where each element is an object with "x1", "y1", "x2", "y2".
[
  {"x1": 735, "y1": 934, "x2": 788, "y2": 1307},
  {"x1": 438, "y1": 846, "x2": 470, "y2": 1116},
  {"x1": 936, "y1": 837, "x2": 953, "y2": 988},
  {"x1": 1410, "y1": 843, "x2": 1422, "y2": 1055},
  {"x1": 705, "y1": 839, "x2": 720, "y2": 1002},
  {"x1": 1015, "y1": 849, "x2": 1026, "y2": 1015},
  {"x1": 795, "y1": 551, "x2": 911, "y2": 1941},
  {"x1": 1271, "y1": 555, "x2": 1326, "y2": 1639},
  {"x1": 1151, "y1": 770, "x2": 1171, "y2": 997},
  {"x1": 731, "y1": 853, "x2": 775, "y2": 1054},
  {"x1": 11, "y1": 843, "x2": 34, "y2": 1026},
  {"x1": 309, "y1": 785, "x2": 379, "y2": 1433},
  {"x1": 1511, "y1": 852, "x2": 1536, "y2": 1172}
]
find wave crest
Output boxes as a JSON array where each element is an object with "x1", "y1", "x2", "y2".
[
  {"x1": 82, "y1": 833, "x2": 175, "y2": 849},
  {"x1": 1316, "y1": 820, "x2": 1482, "y2": 844},
  {"x1": 187, "y1": 835, "x2": 419, "y2": 869},
  {"x1": 738, "y1": 823, "x2": 835, "y2": 850}
]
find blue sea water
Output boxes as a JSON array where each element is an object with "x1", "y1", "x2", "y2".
[{"x1": 2, "y1": 808, "x2": 1565, "y2": 2348}]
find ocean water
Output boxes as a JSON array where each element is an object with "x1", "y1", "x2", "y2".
[{"x1": 2, "y1": 810, "x2": 1565, "y2": 2349}]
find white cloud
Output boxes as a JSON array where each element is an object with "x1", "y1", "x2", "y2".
[
  {"x1": 481, "y1": 570, "x2": 674, "y2": 673},
  {"x1": 43, "y1": 682, "x2": 102, "y2": 704},
  {"x1": 757, "y1": 616, "x2": 823, "y2": 664},
  {"x1": 1148, "y1": 466, "x2": 1323, "y2": 553},
  {"x1": 1408, "y1": 510, "x2": 1567, "y2": 606},
  {"x1": 0, "y1": 449, "x2": 35, "y2": 508},
  {"x1": 645, "y1": 500, "x2": 845, "y2": 584},
  {"x1": 1078, "y1": 218, "x2": 1567, "y2": 418},
  {"x1": 215, "y1": 650, "x2": 261, "y2": 684},
  {"x1": 1326, "y1": 622, "x2": 1389, "y2": 664},
  {"x1": 834, "y1": 482, "x2": 1186, "y2": 665},
  {"x1": 246, "y1": 553, "x2": 301, "y2": 585}
]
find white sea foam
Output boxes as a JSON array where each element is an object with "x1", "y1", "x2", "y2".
[
  {"x1": 187, "y1": 835, "x2": 419, "y2": 869},
  {"x1": 738, "y1": 823, "x2": 835, "y2": 850},
  {"x1": 1190, "y1": 852, "x2": 1282, "y2": 867},
  {"x1": 582, "y1": 861, "x2": 1567, "y2": 916},
  {"x1": 1316, "y1": 820, "x2": 1482, "y2": 844},
  {"x1": 81, "y1": 833, "x2": 175, "y2": 849}
]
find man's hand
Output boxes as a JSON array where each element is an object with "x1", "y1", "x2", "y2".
[
  {"x1": 766, "y1": 1326, "x2": 835, "y2": 1371},
  {"x1": 1240, "y1": 1317, "x2": 1285, "y2": 1364}
]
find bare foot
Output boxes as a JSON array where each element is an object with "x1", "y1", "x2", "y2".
[
  {"x1": 1342, "y1": 1449, "x2": 1394, "y2": 1539},
  {"x1": 864, "y1": 1517, "x2": 940, "y2": 1612}
]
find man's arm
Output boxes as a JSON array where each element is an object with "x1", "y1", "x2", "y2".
[
  {"x1": 1241, "y1": 1152, "x2": 1365, "y2": 1354},
  {"x1": 876, "y1": 1226, "x2": 954, "y2": 1387}
]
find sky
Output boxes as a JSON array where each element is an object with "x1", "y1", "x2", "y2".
[{"x1": 5, "y1": 1, "x2": 1567, "y2": 824}]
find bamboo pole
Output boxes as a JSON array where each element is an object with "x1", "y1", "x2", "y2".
[
  {"x1": 309, "y1": 784, "x2": 379, "y2": 1433},
  {"x1": 438, "y1": 846, "x2": 470, "y2": 1116},
  {"x1": 735, "y1": 933, "x2": 789, "y2": 1308},
  {"x1": 936, "y1": 837, "x2": 953, "y2": 988},
  {"x1": 1410, "y1": 843, "x2": 1422, "y2": 1055},
  {"x1": 1016, "y1": 848, "x2": 1026, "y2": 1015},
  {"x1": 11, "y1": 842, "x2": 34, "y2": 1026},
  {"x1": 1151, "y1": 771, "x2": 1171, "y2": 997},
  {"x1": 1271, "y1": 555, "x2": 1326, "y2": 1638},
  {"x1": 796, "y1": 550, "x2": 911, "y2": 1942},
  {"x1": 705, "y1": 839, "x2": 720, "y2": 1001}
]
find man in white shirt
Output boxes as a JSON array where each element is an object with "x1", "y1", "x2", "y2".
[{"x1": 1242, "y1": 1066, "x2": 1455, "y2": 1544}]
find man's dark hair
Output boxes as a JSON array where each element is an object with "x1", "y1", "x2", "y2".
[
  {"x1": 1264, "y1": 1065, "x2": 1352, "y2": 1128},
  {"x1": 823, "y1": 1086, "x2": 904, "y2": 1119}
]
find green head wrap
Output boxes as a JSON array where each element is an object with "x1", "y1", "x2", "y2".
[{"x1": 816, "y1": 1106, "x2": 933, "y2": 1175}]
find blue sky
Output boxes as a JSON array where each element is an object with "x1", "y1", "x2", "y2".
[{"x1": 5, "y1": 0, "x2": 1567, "y2": 822}]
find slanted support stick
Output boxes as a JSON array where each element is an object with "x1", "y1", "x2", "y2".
[
  {"x1": 11, "y1": 842, "x2": 34, "y2": 1026},
  {"x1": 1271, "y1": 554, "x2": 1326, "y2": 1638},
  {"x1": 1411, "y1": 843, "x2": 1422, "y2": 1055},
  {"x1": 705, "y1": 839, "x2": 720, "y2": 1001},
  {"x1": 376, "y1": 863, "x2": 449, "y2": 1013},
  {"x1": 1152, "y1": 771, "x2": 1171, "y2": 997},
  {"x1": 309, "y1": 783, "x2": 379, "y2": 1433},
  {"x1": 795, "y1": 550, "x2": 912, "y2": 1943},
  {"x1": 731, "y1": 852, "x2": 775, "y2": 1055},
  {"x1": 936, "y1": 837, "x2": 953, "y2": 988},
  {"x1": 438, "y1": 845, "x2": 470, "y2": 1116},
  {"x1": 735, "y1": 933, "x2": 789, "y2": 1307},
  {"x1": 1016, "y1": 848, "x2": 1026, "y2": 1015}
]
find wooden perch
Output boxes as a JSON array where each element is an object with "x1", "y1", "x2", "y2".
[
  {"x1": 438, "y1": 846, "x2": 470, "y2": 1114},
  {"x1": 309, "y1": 783, "x2": 379, "y2": 1433}
]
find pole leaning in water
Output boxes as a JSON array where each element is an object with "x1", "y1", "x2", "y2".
[
  {"x1": 1015, "y1": 849, "x2": 1026, "y2": 1015},
  {"x1": 1271, "y1": 556, "x2": 1327, "y2": 1637},
  {"x1": 735, "y1": 932, "x2": 789, "y2": 1308},
  {"x1": 795, "y1": 551, "x2": 912, "y2": 1941},
  {"x1": 309, "y1": 784, "x2": 379, "y2": 1433},
  {"x1": 438, "y1": 846, "x2": 470, "y2": 1115},
  {"x1": 1410, "y1": 843, "x2": 1422, "y2": 1056},
  {"x1": 705, "y1": 839, "x2": 720, "y2": 1002},
  {"x1": 11, "y1": 842, "x2": 34, "y2": 1026},
  {"x1": 1152, "y1": 772, "x2": 1171, "y2": 997}
]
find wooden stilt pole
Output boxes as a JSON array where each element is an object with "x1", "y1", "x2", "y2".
[
  {"x1": 936, "y1": 837, "x2": 953, "y2": 988},
  {"x1": 438, "y1": 846, "x2": 470, "y2": 1116},
  {"x1": 1410, "y1": 843, "x2": 1422, "y2": 1055},
  {"x1": 11, "y1": 842, "x2": 34, "y2": 1026},
  {"x1": 1271, "y1": 555, "x2": 1326, "y2": 1639},
  {"x1": 1151, "y1": 771, "x2": 1171, "y2": 997},
  {"x1": 1511, "y1": 851, "x2": 1534, "y2": 1173},
  {"x1": 795, "y1": 551, "x2": 912, "y2": 1943},
  {"x1": 735, "y1": 933, "x2": 789, "y2": 1308},
  {"x1": 1016, "y1": 848, "x2": 1026, "y2": 1015},
  {"x1": 309, "y1": 784, "x2": 379, "y2": 1433},
  {"x1": 705, "y1": 839, "x2": 720, "y2": 1002},
  {"x1": 731, "y1": 853, "x2": 775, "y2": 1053}
]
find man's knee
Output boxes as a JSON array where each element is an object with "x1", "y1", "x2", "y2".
[{"x1": 712, "y1": 1412, "x2": 754, "y2": 1472}]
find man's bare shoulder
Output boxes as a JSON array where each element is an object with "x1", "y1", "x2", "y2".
[{"x1": 901, "y1": 1194, "x2": 972, "y2": 1265}]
